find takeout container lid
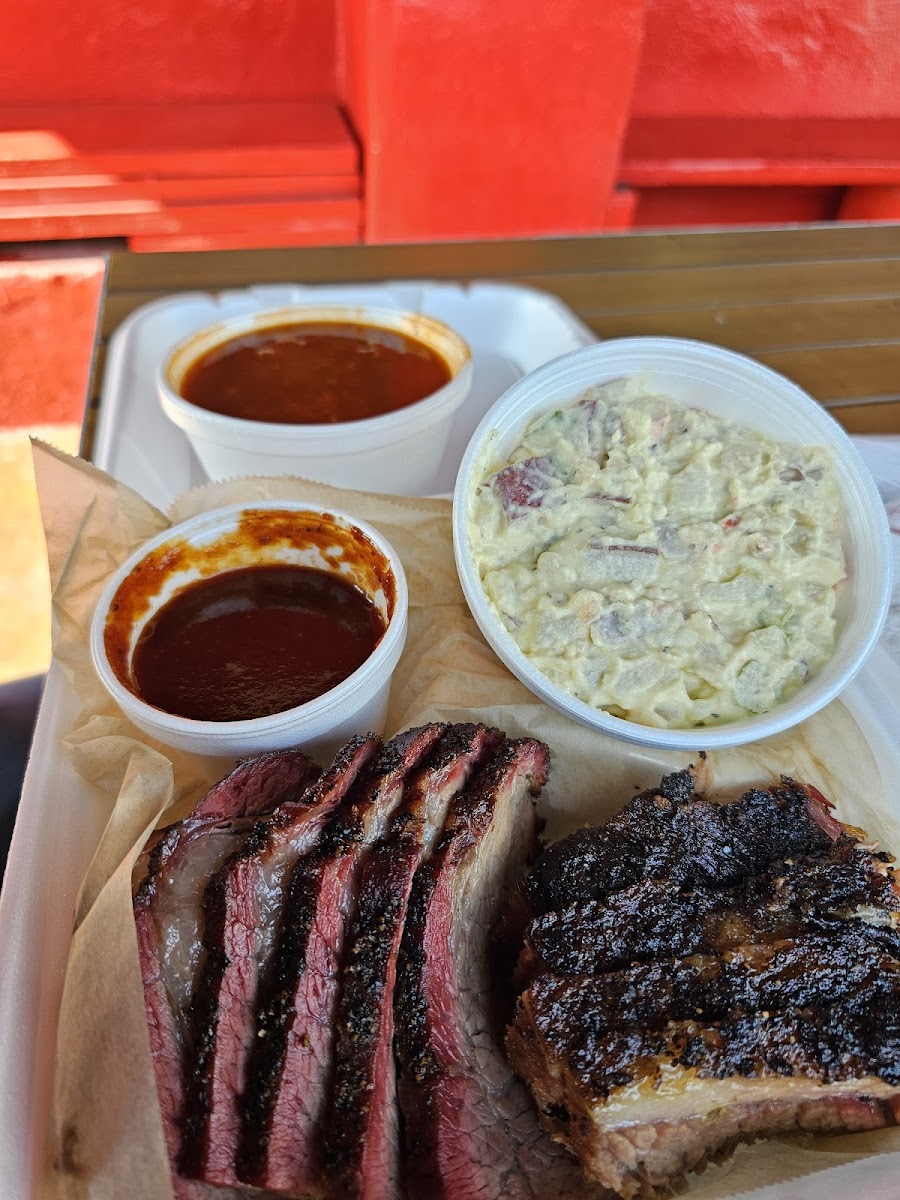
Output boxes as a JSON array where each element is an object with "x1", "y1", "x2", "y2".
[
  {"x1": 90, "y1": 501, "x2": 408, "y2": 759},
  {"x1": 453, "y1": 336, "x2": 893, "y2": 751},
  {"x1": 158, "y1": 303, "x2": 473, "y2": 495}
]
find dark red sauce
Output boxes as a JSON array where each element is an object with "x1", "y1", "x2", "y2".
[
  {"x1": 131, "y1": 564, "x2": 385, "y2": 722},
  {"x1": 179, "y1": 321, "x2": 452, "y2": 424}
]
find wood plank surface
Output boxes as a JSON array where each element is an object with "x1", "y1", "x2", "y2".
[
  {"x1": 96, "y1": 225, "x2": 900, "y2": 436},
  {"x1": 105, "y1": 225, "x2": 900, "y2": 291}
]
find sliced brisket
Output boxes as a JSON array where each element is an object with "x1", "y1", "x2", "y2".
[
  {"x1": 525, "y1": 839, "x2": 900, "y2": 977},
  {"x1": 395, "y1": 737, "x2": 605, "y2": 1200},
  {"x1": 179, "y1": 734, "x2": 381, "y2": 1187},
  {"x1": 133, "y1": 750, "x2": 321, "y2": 1200},
  {"x1": 236, "y1": 723, "x2": 446, "y2": 1196},
  {"x1": 510, "y1": 772, "x2": 900, "y2": 1199},
  {"x1": 519, "y1": 929, "x2": 900, "y2": 1051},
  {"x1": 325, "y1": 723, "x2": 503, "y2": 1200},
  {"x1": 527, "y1": 774, "x2": 841, "y2": 915}
]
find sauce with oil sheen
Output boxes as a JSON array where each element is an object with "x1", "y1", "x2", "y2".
[
  {"x1": 180, "y1": 321, "x2": 452, "y2": 424},
  {"x1": 131, "y1": 564, "x2": 385, "y2": 722}
]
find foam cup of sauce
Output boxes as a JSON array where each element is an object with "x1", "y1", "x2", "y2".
[
  {"x1": 90, "y1": 502, "x2": 408, "y2": 759},
  {"x1": 157, "y1": 304, "x2": 473, "y2": 495}
]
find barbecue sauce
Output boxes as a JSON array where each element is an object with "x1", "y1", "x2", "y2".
[
  {"x1": 131, "y1": 564, "x2": 385, "y2": 722},
  {"x1": 180, "y1": 321, "x2": 452, "y2": 424}
]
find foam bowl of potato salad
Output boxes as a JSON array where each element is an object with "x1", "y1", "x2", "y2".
[{"x1": 453, "y1": 337, "x2": 892, "y2": 750}]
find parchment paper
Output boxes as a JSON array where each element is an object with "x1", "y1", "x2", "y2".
[{"x1": 33, "y1": 441, "x2": 900, "y2": 1200}]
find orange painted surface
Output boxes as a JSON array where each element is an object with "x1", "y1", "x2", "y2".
[
  {"x1": 632, "y1": 0, "x2": 900, "y2": 120},
  {"x1": 633, "y1": 186, "x2": 842, "y2": 228},
  {"x1": 619, "y1": 0, "x2": 900, "y2": 223},
  {"x1": 622, "y1": 118, "x2": 900, "y2": 186},
  {"x1": 839, "y1": 186, "x2": 900, "y2": 222},
  {"x1": 0, "y1": 260, "x2": 104, "y2": 427},
  {"x1": 0, "y1": 196, "x2": 361, "y2": 243},
  {"x1": 0, "y1": 175, "x2": 359, "y2": 204},
  {"x1": 341, "y1": 0, "x2": 646, "y2": 242},
  {"x1": 0, "y1": 103, "x2": 358, "y2": 178},
  {"x1": 0, "y1": 0, "x2": 336, "y2": 104}
]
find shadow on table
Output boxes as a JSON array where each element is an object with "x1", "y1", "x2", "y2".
[{"x1": 0, "y1": 675, "x2": 44, "y2": 880}]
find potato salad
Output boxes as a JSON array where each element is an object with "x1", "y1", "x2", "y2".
[{"x1": 468, "y1": 379, "x2": 845, "y2": 728}]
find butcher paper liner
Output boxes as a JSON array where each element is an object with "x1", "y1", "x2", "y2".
[{"x1": 32, "y1": 441, "x2": 900, "y2": 1200}]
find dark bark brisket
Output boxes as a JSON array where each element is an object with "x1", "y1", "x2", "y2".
[
  {"x1": 236, "y1": 724, "x2": 446, "y2": 1196},
  {"x1": 520, "y1": 928, "x2": 900, "y2": 1072},
  {"x1": 179, "y1": 734, "x2": 381, "y2": 1187},
  {"x1": 527, "y1": 775, "x2": 840, "y2": 915},
  {"x1": 525, "y1": 840, "x2": 900, "y2": 977},
  {"x1": 133, "y1": 750, "x2": 320, "y2": 1200},
  {"x1": 510, "y1": 771, "x2": 900, "y2": 1199},
  {"x1": 395, "y1": 737, "x2": 607, "y2": 1200},
  {"x1": 324, "y1": 723, "x2": 504, "y2": 1200}
]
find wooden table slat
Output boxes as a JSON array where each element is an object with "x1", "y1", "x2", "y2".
[
  {"x1": 96, "y1": 229, "x2": 900, "y2": 435},
  {"x1": 106, "y1": 224, "x2": 900, "y2": 293},
  {"x1": 518, "y1": 258, "x2": 900, "y2": 316},
  {"x1": 828, "y1": 400, "x2": 900, "y2": 434},
  {"x1": 587, "y1": 296, "x2": 900, "y2": 352}
]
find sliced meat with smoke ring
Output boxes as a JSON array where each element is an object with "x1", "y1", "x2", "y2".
[{"x1": 133, "y1": 749, "x2": 321, "y2": 1200}]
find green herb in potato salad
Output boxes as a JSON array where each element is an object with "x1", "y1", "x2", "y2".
[{"x1": 468, "y1": 380, "x2": 845, "y2": 728}]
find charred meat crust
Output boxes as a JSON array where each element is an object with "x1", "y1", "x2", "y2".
[
  {"x1": 178, "y1": 734, "x2": 380, "y2": 1183},
  {"x1": 133, "y1": 749, "x2": 321, "y2": 1193},
  {"x1": 527, "y1": 775, "x2": 844, "y2": 914},
  {"x1": 133, "y1": 749, "x2": 322, "y2": 905},
  {"x1": 511, "y1": 771, "x2": 900, "y2": 1199},
  {"x1": 236, "y1": 723, "x2": 446, "y2": 1191},
  {"x1": 392, "y1": 738, "x2": 613, "y2": 1200},
  {"x1": 521, "y1": 929, "x2": 900, "y2": 1094},
  {"x1": 526, "y1": 838, "x2": 900, "y2": 976},
  {"x1": 323, "y1": 723, "x2": 505, "y2": 1197},
  {"x1": 398, "y1": 738, "x2": 549, "y2": 1091}
]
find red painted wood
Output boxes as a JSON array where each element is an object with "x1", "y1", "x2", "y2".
[
  {"x1": 622, "y1": 117, "x2": 900, "y2": 186},
  {"x1": 0, "y1": 175, "x2": 359, "y2": 205},
  {"x1": 339, "y1": 0, "x2": 646, "y2": 242},
  {"x1": 633, "y1": 186, "x2": 842, "y2": 228},
  {"x1": 0, "y1": 1, "x2": 336, "y2": 105},
  {"x1": 0, "y1": 260, "x2": 104, "y2": 427},
  {"x1": 632, "y1": 0, "x2": 900, "y2": 121},
  {"x1": 0, "y1": 103, "x2": 359, "y2": 178},
  {"x1": 0, "y1": 196, "x2": 361, "y2": 241},
  {"x1": 839, "y1": 186, "x2": 900, "y2": 221},
  {"x1": 604, "y1": 187, "x2": 638, "y2": 230},
  {"x1": 128, "y1": 223, "x2": 360, "y2": 252}
]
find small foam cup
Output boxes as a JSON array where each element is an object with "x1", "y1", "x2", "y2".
[
  {"x1": 158, "y1": 304, "x2": 473, "y2": 494},
  {"x1": 90, "y1": 501, "x2": 408, "y2": 759},
  {"x1": 453, "y1": 336, "x2": 893, "y2": 751}
]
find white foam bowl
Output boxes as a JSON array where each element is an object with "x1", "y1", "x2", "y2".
[
  {"x1": 158, "y1": 304, "x2": 473, "y2": 494},
  {"x1": 90, "y1": 501, "x2": 408, "y2": 759},
  {"x1": 453, "y1": 337, "x2": 893, "y2": 751}
]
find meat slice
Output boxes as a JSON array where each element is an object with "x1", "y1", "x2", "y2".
[
  {"x1": 524, "y1": 839, "x2": 900, "y2": 977},
  {"x1": 527, "y1": 774, "x2": 842, "y2": 914},
  {"x1": 179, "y1": 734, "x2": 381, "y2": 1187},
  {"x1": 236, "y1": 723, "x2": 446, "y2": 1195},
  {"x1": 394, "y1": 737, "x2": 605, "y2": 1200},
  {"x1": 517, "y1": 928, "x2": 900, "y2": 1043},
  {"x1": 133, "y1": 750, "x2": 321, "y2": 1200},
  {"x1": 508, "y1": 994, "x2": 900, "y2": 1200},
  {"x1": 510, "y1": 771, "x2": 900, "y2": 1199},
  {"x1": 324, "y1": 723, "x2": 504, "y2": 1200}
]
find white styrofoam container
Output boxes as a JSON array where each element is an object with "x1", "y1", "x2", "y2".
[
  {"x1": 1, "y1": 284, "x2": 899, "y2": 1200},
  {"x1": 90, "y1": 502, "x2": 408, "y2": 759},
  {"x1": 453, "y1": 337, "x2": 892, "y2": 751},
  {"x1": 158, "y1": 303, "x2": 474, "y2": 493},
  {"x1": 94, "y1": 281, "x2": 597, "y2": 509}
]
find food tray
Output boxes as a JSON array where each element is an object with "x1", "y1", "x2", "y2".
[
  {"x1": 92, "y1": 280, "x2": 597, "y2": 507},
  {"x1": 1, "y1": 283, "x2": 899, "y2": 1200}
]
